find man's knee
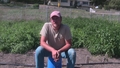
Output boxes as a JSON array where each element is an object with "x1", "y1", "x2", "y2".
[
  {"x1": 68, "y1": 48, "x2": 76, "y2": 57},
  {"x1": 35, "y1": 46, "x2": 44, "y2": 55}
]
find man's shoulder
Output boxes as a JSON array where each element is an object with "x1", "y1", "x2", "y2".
[
  {"x1": 44, "y1": 22, "x2": 51, "y2": 25},
  {"x1": 43, "y1": 22, "x2": 52, "y2": 27}
]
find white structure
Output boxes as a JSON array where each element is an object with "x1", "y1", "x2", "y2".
[
  {"x1": 50, "y1": 0, "x2": 72, "y2": 6},
  {"x1": 49, "y1": 0, "x2": 90, "y2": 7},
  {"x1": 89, "y1": 8, "x2": 96, "y2": 13}
]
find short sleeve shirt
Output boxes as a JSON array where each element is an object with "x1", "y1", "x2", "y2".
[{"x1": 40, "y1": 22, "x2": 72, "y2": 49}]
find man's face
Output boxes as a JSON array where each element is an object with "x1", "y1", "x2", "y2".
[{"x1": 50, "y1": 16, "x2": 62, "y2": 29}]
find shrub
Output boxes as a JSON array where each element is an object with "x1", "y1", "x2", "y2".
[
  {"x1": 104, "y1": 5, "x2": 110, "y2": 10},
  {"x1": 33, "y1": 4, "x2": 39, "y2": 9}
]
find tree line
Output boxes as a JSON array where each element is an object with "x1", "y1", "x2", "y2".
[{"x1": 91, "y1": 0, "x2": 120, "y2": 10}]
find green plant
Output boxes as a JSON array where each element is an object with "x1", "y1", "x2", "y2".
[
  {"x1": 63, "y1": 17, "x2": 120, "y2": 57},
  {"x1": 0, "y1": 17, "x2": 120, "y2": 58},
  {"x1": 104, "y1": 5, "x2": 110, "y2": 10},
  {"x1": 33, "y1": 4, "x2": 39, "y2": 9},
  {"x1": 0, "y1": 20, "x2": 44, "y2": 53}
]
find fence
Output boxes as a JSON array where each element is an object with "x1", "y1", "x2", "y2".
[{"x1": 0, "y1": 5, "x2": 120, "y2": 22}]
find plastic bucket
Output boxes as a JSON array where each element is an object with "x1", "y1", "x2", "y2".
[{"x1": 47, "y1": 56, "x2": 62, "y2": 68}]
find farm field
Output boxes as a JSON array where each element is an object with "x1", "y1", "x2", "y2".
[{"x1": 0, "y1": 4, "x2": 120, "y2": 68}]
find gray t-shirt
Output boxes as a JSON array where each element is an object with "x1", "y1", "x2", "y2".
[{"x1": 40, "y1": 22, "x2": 72, "y2": 49}]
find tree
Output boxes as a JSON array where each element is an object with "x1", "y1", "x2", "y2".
[
  {"x1": 14, "y1": 0, "x2": 44, "y2": 4},
  {"x1": 108, "y1": 0, "x2": 120, "y2": 10},
  {"x1": 90, "y1": 0, "x2": 107, "y2": 6}
]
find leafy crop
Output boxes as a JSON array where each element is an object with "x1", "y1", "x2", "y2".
[
  {"x1": 0, "y1": 17, "x2": 120, "y2": 58},
  {"x1": 0, "y1": 20, "x2": 43, "y2": 53},
  {"x1": 63, "y1": 17, "x2": 120, "y2": 57}
]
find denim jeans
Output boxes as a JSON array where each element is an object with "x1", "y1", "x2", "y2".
[{"x1": 35, "y1": 46, "x2": 76, "y2": 68}]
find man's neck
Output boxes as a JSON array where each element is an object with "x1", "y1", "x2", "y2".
[{"x1": 53, "y1": 24, "x2": 62, "y2": 32}]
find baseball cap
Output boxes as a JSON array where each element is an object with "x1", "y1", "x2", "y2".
[{"x1": 50, "y1": 11, "x2": 61, "y2": 18}]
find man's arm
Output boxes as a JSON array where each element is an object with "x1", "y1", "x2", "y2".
[
  {"x1": 58, "y1": 25, "x2": 72, "y2": 53},
  {"x1": 40, "y1": 35, "x2": 59, "y2": 61},
  {"x1": 40, "y1": 36, "x2": 55, "y2": 52},
  {"x1": 58, "y1": 39, "x2": 71, "y2": 53}
]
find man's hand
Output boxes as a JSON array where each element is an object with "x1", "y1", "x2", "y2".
[{"x1": 51, "y1": 49, "x2": 60, "y2": 62}]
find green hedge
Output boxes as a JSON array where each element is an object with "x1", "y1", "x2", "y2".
[{"x1": 0, "y1": 17, "x2": 120, "y2": 58}]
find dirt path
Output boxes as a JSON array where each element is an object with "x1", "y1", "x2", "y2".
[{"x1": 0, "y1": 48, "x2": 120, "y2": 68}]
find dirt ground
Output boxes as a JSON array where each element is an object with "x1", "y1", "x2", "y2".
[{"x1": 0, "y1": 48, "x2": 120, "y2": 68}]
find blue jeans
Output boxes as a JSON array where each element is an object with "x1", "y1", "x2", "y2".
[{"x1": 35, "y1": 46, "x2": 76, "y2": 68}]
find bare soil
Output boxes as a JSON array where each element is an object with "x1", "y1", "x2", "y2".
[{"x1": 0, "y1": 48, "x2": 120, "y2": 68}]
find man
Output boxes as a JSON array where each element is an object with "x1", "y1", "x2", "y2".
[{"x1": 35, "y1": 11, "x2": 76, "y2": 68}]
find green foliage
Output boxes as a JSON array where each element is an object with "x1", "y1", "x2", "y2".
[
  {"x1": 0, "y1": 20, "x2": 44, "y2": 53},
  {"x1": 33, "y1": 4, "x2": 39, "y2": 9},
  {"x1": 98, "y1": 5, "x2": 102, "y2": 9},
  {"x1": 16, "y1": 0, "x2": 42, "y2": 4},
  {"x1": 104, "y1": 5, "x2": 110, "y2": 10},
  {"x1": 63, "y1": 17, "x2": 120, "y2": 57},
  {"x1": 0, "y1": 17, "x2": 120, "y2": 58},
  {"x1": 108, "y1": 0, "x2": 120, "y2": 10},
  {"x1": 90, "y1": 0, "x2": 107, "y2": 6},
  {"x1": 90, "y1": 0, "x2": 120, "y2": 10}
]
